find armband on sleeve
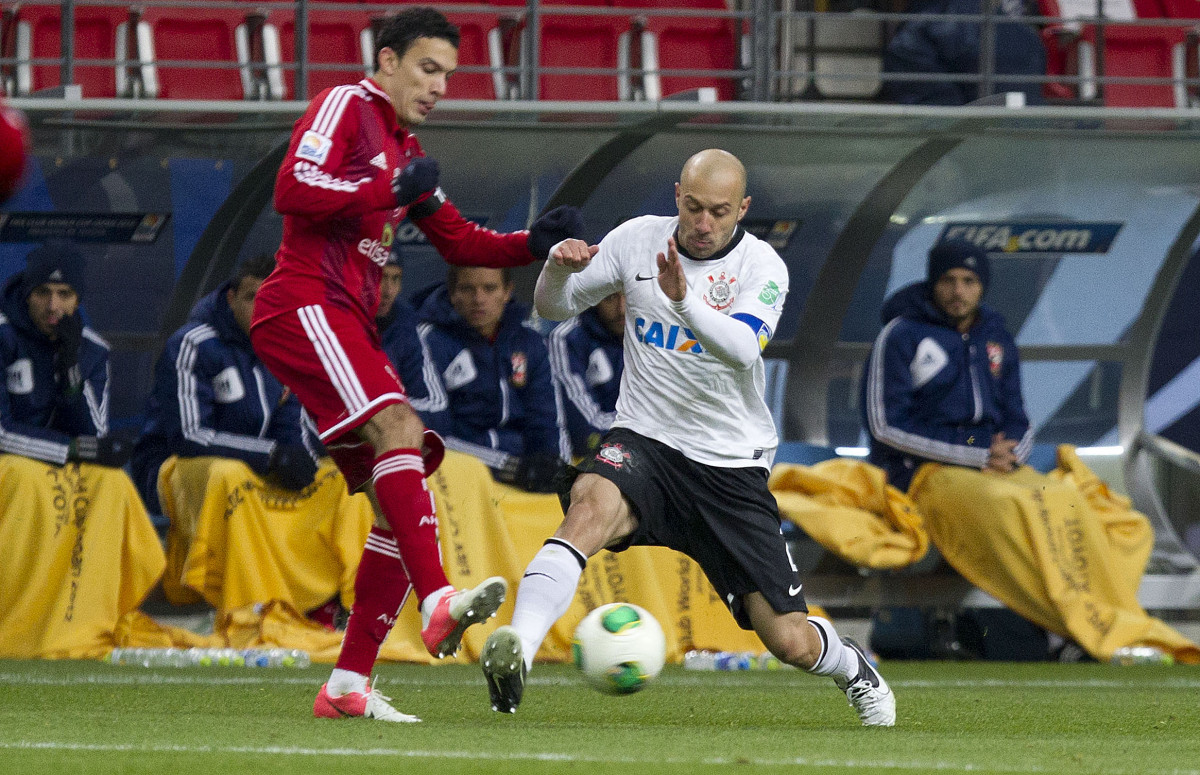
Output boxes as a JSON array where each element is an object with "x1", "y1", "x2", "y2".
[{"x1": 407, "y1": 187, "x2": 447, "y2": 221}]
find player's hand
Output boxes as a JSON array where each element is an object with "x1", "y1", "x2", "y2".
[
  {"x1": 549, "y1": 239, "x2": 598, "y2": 272},
  {"x1": 393, "y1": 157, "x2": 439, "y2": 208},
  {"x1": 267, "y1": 443, "x2": 319, "y2": 491},
  {"x1": 528, "y1": 205, "x2": 586, "y2": 260},
  {"x1": 68, "y1": 430, "x2": 137, "y2": 468},
  {"x1": 54, "y1": 312, "x2": 84, "y2": 395},
  {"x1": 655, "y1": 237, "x2": 687, "y2": 302},
  {"x1": 984, "y1": 432, "x2": 1018, "y2": 474}
]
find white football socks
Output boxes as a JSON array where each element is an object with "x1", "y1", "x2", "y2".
[
  {"x1": 805, "y1": 616, "x2": 859, "y2": 683},
  {"x1": 510, "y1": 538, "x2": 587, "y2": 671},
  {"x1": 327, "y1": 668, "x2": 369, "y2": 697}
]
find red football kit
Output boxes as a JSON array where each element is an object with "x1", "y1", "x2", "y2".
[{"x1": 250, "y1": 78, "x2": 536, "y2": 488}]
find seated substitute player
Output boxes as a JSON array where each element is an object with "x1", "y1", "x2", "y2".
[
  {"x1": 377, "y1": 250, "x2": 445, "y2": 420},
  {"x1": 418, "y1": 265, "x2": 567, "y2": 491},
  {"x1": 548, "y1": 291, "x2": 625, "y2": 457},
  {"x1": 863, "y1": 240, "x2": 1031, "y2": 490},
  {"x1": 0, "y1": 240, "x2": 133, "y2": 468},
  {"x1": 0, "y1": 240, "x2": 163, "y2": 658},
  {"x1": 480, "y1": 149, "x2": 896, "y2": 727},
  {"x1": 249, "y1": 6, "x2": 585, "y2": 722},
  {"x1": 132, "y1": 253, "x2": 319, "y2": 516}
]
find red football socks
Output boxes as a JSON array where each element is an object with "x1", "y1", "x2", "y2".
[
  {"x1": 371, "y1": 448, "x2": 450, "y2": 602},
  {"x1": 335, "y1": 526, "x2": 411, "y2": 676}
]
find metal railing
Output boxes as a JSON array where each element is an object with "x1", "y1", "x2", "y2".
[{"x1": 6, "y1": 0, "x2": 1200, "y2": 105}]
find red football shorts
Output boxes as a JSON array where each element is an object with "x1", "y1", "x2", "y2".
[{"x1": 251, "y1": 303, "x2": 408, "y2": 491}]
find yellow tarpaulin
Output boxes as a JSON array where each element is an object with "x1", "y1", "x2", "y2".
[
  {"x1": 158, "y1": 456, "x2": 373, "y2": 613},
  {"x1": 911, "y1": 448, "x2": 1199, "y2": 664},
  {"x1": 770, "y1": 458, "x2": 928, "y2": 569},
  {"x1": 0, "y1": 454, "x2": 166, "y2": 659},
  {"x1": 770, "y1": 449, "x2": 1198, "y2": 664},
  {"x1": 150, "y1": 450, "x2": 782, "y2": 663}
]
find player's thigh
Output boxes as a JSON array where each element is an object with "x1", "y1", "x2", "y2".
[
  {"x1": 555, "y1": 473, "x2": 637, "y2": 557},
  {"x1": 358, "y1": 401, "x2": 424, "y2": 453}
]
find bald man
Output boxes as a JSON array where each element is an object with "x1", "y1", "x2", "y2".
[{"x1": 479, "y1": 150, "x2": 896, "y2": 726}]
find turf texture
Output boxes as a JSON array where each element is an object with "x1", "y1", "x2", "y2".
[{"x1": 1, "y1": 659, "x2": 1198, "y2": 774}]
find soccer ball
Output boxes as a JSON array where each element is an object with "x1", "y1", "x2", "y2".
[{"x1": 572, "y1": 603, "x2": 666, "y2": 695}]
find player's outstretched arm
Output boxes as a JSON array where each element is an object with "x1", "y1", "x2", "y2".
[{"x1": 534, "y1": 240, "x2": 599, "y2": 321}]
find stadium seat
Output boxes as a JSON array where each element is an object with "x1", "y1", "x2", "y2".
[
  {"x1": 274, "y1": 10, "x2": 374, "y2": 100},
  {"x1": 138, "y1": 8, "x2": 256, "y2": 100},
  {"x1": 442, "y1": 10, "x2": 518, "y2": 100},
  {"x1": 536, "y1": 13, "x2": 630, "y2": 101},
  {"x1": 613, "y1": 0, "x2": 740, "y2": 100},
  {"x1": 1039, "y1": 0, "x2": 1187, "y2": 106},
  {"x1": 5, "y1": 3, "x2": 131, "y2": 97}
]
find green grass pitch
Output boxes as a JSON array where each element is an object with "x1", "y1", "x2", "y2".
[{"x1": 2, "y1": 659, "x2": 1198, "y2": 774}]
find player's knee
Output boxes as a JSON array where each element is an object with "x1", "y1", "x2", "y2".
[
  {"x1": 360, "y1": 403, "x2": 424, "y2": 452},
  {"x1": 761, "y1": 615, "x2": 822, "y2": 670}
]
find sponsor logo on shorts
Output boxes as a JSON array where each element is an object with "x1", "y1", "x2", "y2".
[{"x1": 596, "y1": 442, "x2": 631, "y2": 470}]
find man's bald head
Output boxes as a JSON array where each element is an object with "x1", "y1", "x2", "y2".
[
  {"x1": 674, "y1": 149, "x2": 750, "y2": 259},
  {"x1": 680, "y1": 149, "x2": 747, "y2": 203}
]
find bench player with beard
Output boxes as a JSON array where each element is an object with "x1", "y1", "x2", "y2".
[{"x1": 480, "y1": 149, "x2": 896, "y2": 727}]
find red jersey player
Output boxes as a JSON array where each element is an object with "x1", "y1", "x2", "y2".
[{"x1": 250, "y1": 7, "x2": 583, "y2": 722}]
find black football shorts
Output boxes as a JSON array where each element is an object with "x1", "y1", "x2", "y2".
[{"x1": 563, "y1": 427, "x2": 809, "y2": 629}]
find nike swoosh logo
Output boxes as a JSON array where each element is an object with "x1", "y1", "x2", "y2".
[
  {"x1": 788, "y1": 584, "x2": 803, "y2": 596},
  {"x1": 634, "y1": 273, "x2": 656, "y2": 281},
  {"x1": 522, "y1": 572, "x2": 556, "y2": 581}
]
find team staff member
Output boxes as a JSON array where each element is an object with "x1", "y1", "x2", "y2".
[
  {"x1": 132, "y1": 253, "x2": 318, "y2": 514},
  {"x1": 548, "y1": 292, "x2": 625, "y2": 457},
  {"x1": 480, "y1": 150, "x2": 895, "y2": 727},
  {"x1": 377, "y1": 251, "x2": 443, "y2": 418},
  {"x1": 418, "y1": 266, "x2": 567, "y2": 491},
  {"x1": 863, "y1": 240, "x2": 1031, "y2": 491},
  {"x1": 249, "y1": 6, "x2": 583, "y2": 723}
]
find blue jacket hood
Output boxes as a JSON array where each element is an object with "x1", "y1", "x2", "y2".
[
  {"x1": 188, "y1": 282, "x2": 249, "y2": 348},
  {"x1": 2, "y1": 272, "x2": 50, "y2": 343}
]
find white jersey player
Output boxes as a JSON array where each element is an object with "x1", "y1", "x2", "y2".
[{"x1": 480, "y1": 149, "x2": 895, "y2": 727}]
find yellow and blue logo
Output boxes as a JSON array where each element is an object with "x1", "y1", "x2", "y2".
[{"x1": 634, "y1": 318, "x2": 703, "y2": 354}]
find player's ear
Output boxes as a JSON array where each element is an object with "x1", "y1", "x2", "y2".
[{"x1": 737, "y1": 196, "x2": 750, "y2": 221}]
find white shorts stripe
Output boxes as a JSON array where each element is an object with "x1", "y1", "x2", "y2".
[{"x1": 297, "y1": 305, "x2": 370, "y2": 412}]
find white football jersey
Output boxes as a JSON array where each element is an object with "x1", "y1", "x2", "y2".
[{"x1": 552, "y1": 215, "x2": 789, "y2": 468}]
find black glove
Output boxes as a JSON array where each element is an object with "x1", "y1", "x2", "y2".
[
  {"x1": 515, "y1": 452, "x2": 565, "y2": 494},
  {"x1": 267, "y1": 443, "x2": 319, "y2": 491},
  {"x1": 69, "y1": 429, "x2": 136, "y2": 468},
  {"x1": 392, "y1": 157, "x2": 439, "y2": 208},
  {"x1": 527, "y1": 205, "x2": 585, "y2": 261},
  {"x1": 54, "y1": 313, "x2": 84, "y2": 396}
]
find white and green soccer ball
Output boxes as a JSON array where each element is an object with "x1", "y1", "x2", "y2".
[{"x1": 572, "y1": 603, "x2": 666, "y2": 695}]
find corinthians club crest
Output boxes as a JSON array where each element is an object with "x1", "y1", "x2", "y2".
[
  {"x1": 702, "y1": 271, "x2": 737, "y2": 311},
  {"x1": 596, "y1": 442, "x2": 632, "y2": 470}
]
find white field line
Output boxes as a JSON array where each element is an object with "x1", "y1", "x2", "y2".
[
  {"x1": 3, "y1": 671, "x2": 1200, "y2": 690},
  {"x1": 1, "y1": 741, "x2": 1199, "y2": 775}
]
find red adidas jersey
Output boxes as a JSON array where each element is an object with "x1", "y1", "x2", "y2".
[{"x1": 253, "y1": 78, "x2": 535, "y2": 332}]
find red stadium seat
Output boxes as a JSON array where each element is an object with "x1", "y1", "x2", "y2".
[
  {"x1": 537, "y1": 14, "x2": 628, "y2": 101},
  {"x1": 7, "y1": 3, "x2": 130, "y2": 97},
  {"x1": 613, "y1": 0, "x2": 739, "y2": 100},
  {"x1": 442, "y1": 11, "x2": 515, "y2": 100},
  {"x1": 139, "y1": 8, "x2": 253, "y2": 100},
  {"x1": 1040, "y1": 0, "x2": 1188, "y2": 106},
  {"x1": 275, "y1": 10, "x2": 374, "y2": 100}
]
